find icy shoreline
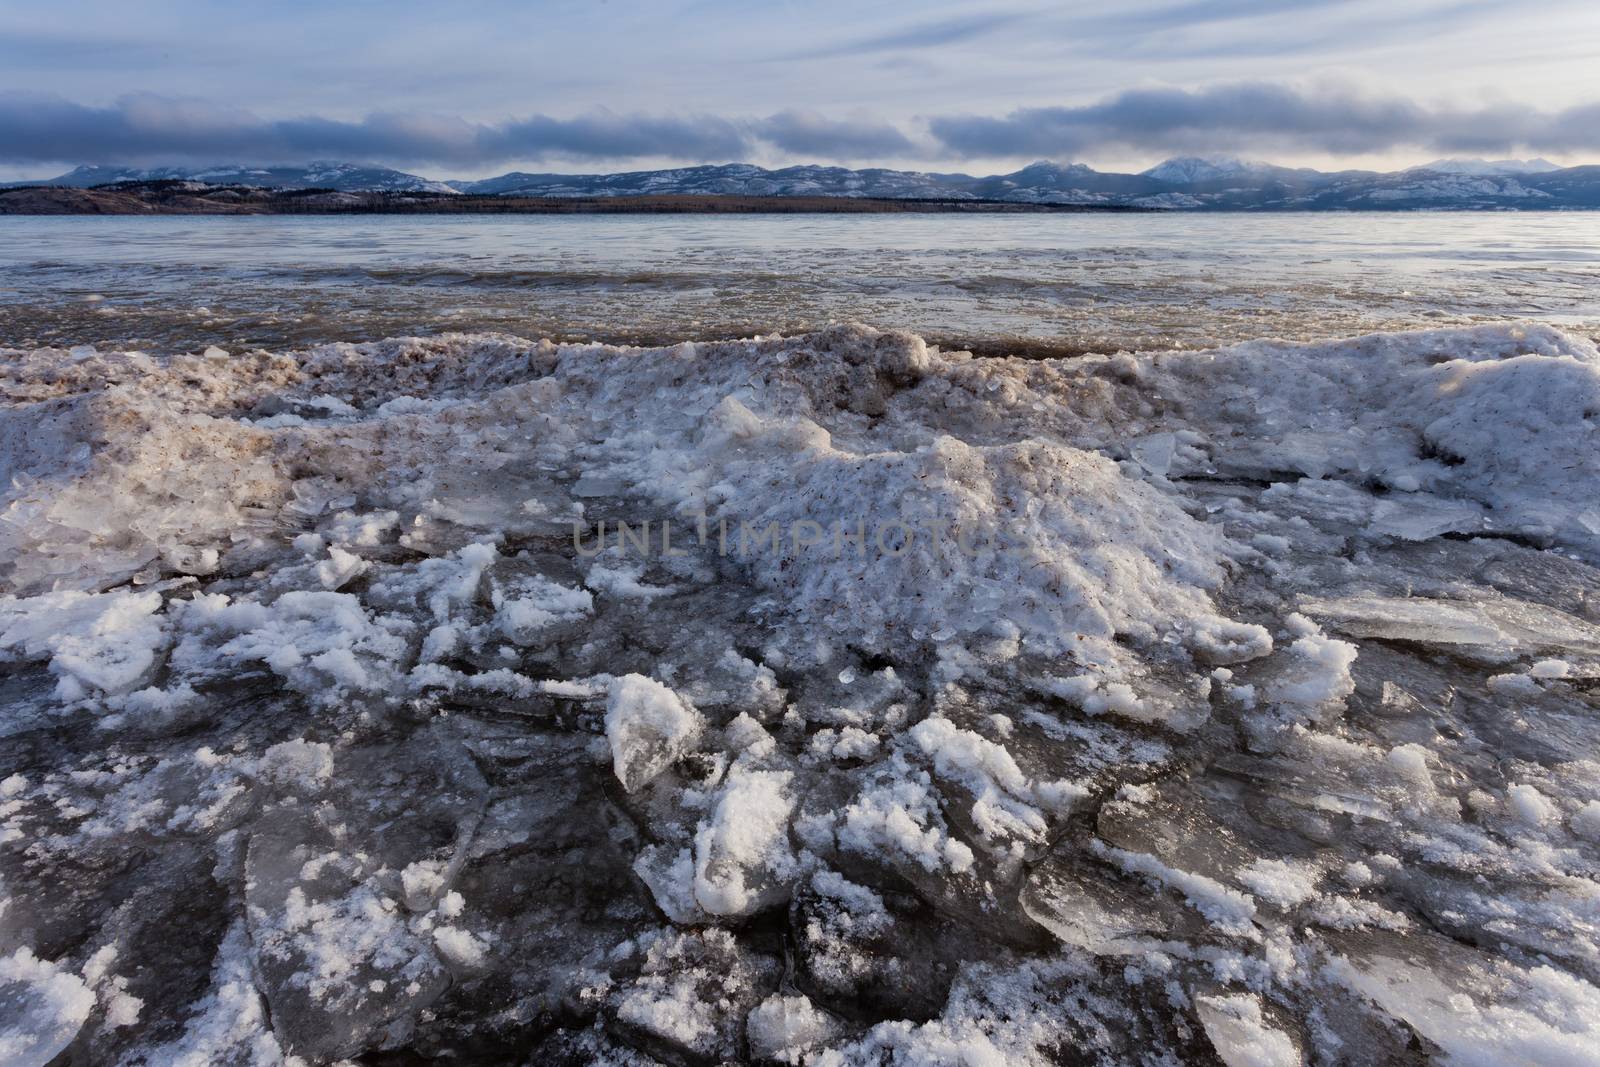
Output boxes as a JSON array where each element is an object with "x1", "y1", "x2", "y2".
[{"x1": 2, "y1": 323, "x2": 1600, "y2": 1065}]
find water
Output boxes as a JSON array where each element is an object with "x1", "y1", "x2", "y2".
[{"x1": 3, "y1": 212, "x2": 1599, "y2": 353}]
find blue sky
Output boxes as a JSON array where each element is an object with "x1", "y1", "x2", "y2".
[{"x1": 2, "y1": 0, "x2": 1597, "y2": 178}]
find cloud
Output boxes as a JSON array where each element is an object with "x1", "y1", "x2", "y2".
[
  {"x1": 927, "y1": 83, "x2": 1599, "y2": 158},
  {"x1": 0, "y1": 93, "x2": 919, "y2": 167},
  {"x1": 783, "y1": 11, "x2": 1030, "y2": 59},
  {"x1": 4, "y1": 84, "x2": 1600, "y2": 171},
  {"x1": 751, "y1": 111, "x2": 916, "y2": 158},
  {"x1": 0, "y1": 93, "x2": 758, "y2": 166}
]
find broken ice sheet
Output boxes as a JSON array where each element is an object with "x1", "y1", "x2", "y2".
[
  {"x1": 1323, "y1": 929, "x2": 1600, "y2": 1067},
  {"x1": 1303, "y1": 593, "x2": 1600, "y2": 657},
  {"x1": 1366, "y1": 492, "x2": 1487, "y2": 542},
  {"x1": 244, "y1": 812, "x2": 450, "y2": 1060},
  {"x1": 3, "y1": 321, "x2": 1600, "y2": 1064}
]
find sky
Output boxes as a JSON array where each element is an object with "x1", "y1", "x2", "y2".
[{"x1": 2, "y1": 0, "x2": 1599, "y2": 180}]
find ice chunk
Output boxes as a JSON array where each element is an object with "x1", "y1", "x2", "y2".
[
  {"x1": 634, "y1": 845, "x2": 703, "y2": 924},
  {"x1": 1021, "y1": 853, "x2": 1193, "y2": 955},
  {"x1": 1188, "y1": 614, "x2": 1274, "y2": 665},
  {"x1": 1303, "y1": 594, "x2": 1600, "y2": 656},
  {"x1": 245, "y1": 813, "x2": 448, "y2": 1060},
  {"x1": 0, "y1": 588, "x2": 166, "y2": 699},
  {"x1": 0, "y1": 950, "x2": 95, "y2": 1067},
  {"x1": 315, "y1": 545, "x2": 368, "y2": 590},
  {"x1": 908, "y1": 715, "x2": 1086, "y2": 850},
  {"x1": 1193, "y1": 993, "x2": 1301, "y2": 1067},
  {"x1": 255, "y1": 738, "x2": 335, "y2": 793},
  {"x1": 611, "y1": 929, "x2": 778, "y2": 1062},
  {"x1": 1235, "y1": 858, "x2": 1320, "y2": 908},
  {"x1": 838, "y1": 766, "x2": 976, "y2": 874},
  {"x1": 746, "y1": 994, "x2": 839, "y2": 1063},
  {"x1": 1130, "y1": 431, "x2": 1176, "y2": 477},
  {"x1": 1366, "y1": 493, "x2": 1486, "y2": 541},
  {"x1": 1094, "y1": 842, "x2": 1257, "y2": 934},
  {"x1": 1326, "y1": 933, "x2": 1600, "y2": 1067},
  {"x1": 494, "y1": 574, "x2": 592, "y2": 643},
  {"x1": 605, "y1": 674, "x2": 703, "y2": 793},
  {"x1": 693, "y1": 767, "x2": 799, "y2": 917},
  {"x1": 123, "y1": 921, "x2": 286, "y2": 1067}
]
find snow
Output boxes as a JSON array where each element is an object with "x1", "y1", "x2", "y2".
[
  {"x1": 1274, "y1": 633, "x2": 1359, "y2": 706},
  {"x1": 839, "y1": 764, "x2": 977, "y2": 874},
  {"x1": 255, "y1": 739, "x2": 334, "y2": 791},
  {"x1": 1507, "y1": 783, "x2": 1559, "y2": 826},
  {"x1": 1235, "y1": 858, "x2": 1321, "y2": 908},
  {"x1": 1143, "y1": 156, "x2": 1264, "y2": 183},
  {"x1": 1097, "y1": 843, "x2": 1259, "y2": 933},
  {"x1": 431, "y1": 926, "x2": 488, "y2": 968},
  {"x1": 908, "y1": 715, "x2": 1086, "y2": 850},
  {"x1": 1415, "y1": 157, "x2": 1561, "y2": 176},
  {"x1": 1188, "y1": 614, "x2": 1275, "y2": 664},
  {"x1": 494, "y1": 574, "x2": 591, "y2": 642},
  {"x1": 5, "y1": 320, "x2": 1600, "y2": 1064}
]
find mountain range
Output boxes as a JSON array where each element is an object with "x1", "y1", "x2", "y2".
[
  {"x1": 24, "y1": 162, "x2": 461, "y2": 196},
  {"x1": 13, "y1": 156, "x2": 1599, "y2": 210}
]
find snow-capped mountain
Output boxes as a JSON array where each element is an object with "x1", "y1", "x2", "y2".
[
  {"x1": 448, "y1": 163, "x2": 977, "y2": 199},
  {"x1": 445, "y1": 158, "x2": 1597, "y2": 210},
  {"x1": 1411, "y1": 158, "x2": 1561, "y2": 176},
  {"x1": 26, "y1": 162, "x2": 459, "y2": 194},
  {"x1": 1141, "y1": 156, "x2": 1261, "y2": 183},
  {"x1": 965, "y1": 161, "x2": 1166, "y2": 202},
  {"x1": 13, "y1": 157, "x2": 1600, "y2": 210}
]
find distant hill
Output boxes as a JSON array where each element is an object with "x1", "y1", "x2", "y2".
[
  {"x1": 1412, "y1": 157, "x2": 1561, "y2": 176},
  {"x1": 19, "y1": 161, "x2": 459, "y2": 195},
  {"x1": 0, "y1": 182, "x2": 1149, "y2": 216},
  {"x1": 446, "y1": 157, "x2": 1600, "y2": 210},
  {"x1": 9, "y1": 157, "x2": 1600, "y2": 210}
]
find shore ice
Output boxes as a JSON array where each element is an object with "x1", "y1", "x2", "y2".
[{"x1": 2, "y1": 320, "x2": 1600, "y2": 1064}]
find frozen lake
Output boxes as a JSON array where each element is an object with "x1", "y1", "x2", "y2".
[{"x1": 3, "y1": 211, "x2": 1599, "y2": 353}]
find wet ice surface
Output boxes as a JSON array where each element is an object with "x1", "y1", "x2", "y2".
[
  {"x1": 3, "y1": 213, "x2": 1600, "y2": 356},
  {"x1": 2, "y1": 322, "x2": 1600, "y2": 1064}
]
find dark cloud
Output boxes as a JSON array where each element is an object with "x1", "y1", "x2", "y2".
[
  {"x1": 477, "y1": 112, "x2": 750, "y2": 164},
  {"x1": 0, "y1": 93, "x2": 919, "y2": 167},
  {"x1": 0, "y1": 94, "x2": 756, "y2": 165},
  {"x1": 926, "y1": 83, "x2": 1597, "y2": 158},
  {"x1": 4, "y1": 85, "x2": 1600, "y2": 171}
]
